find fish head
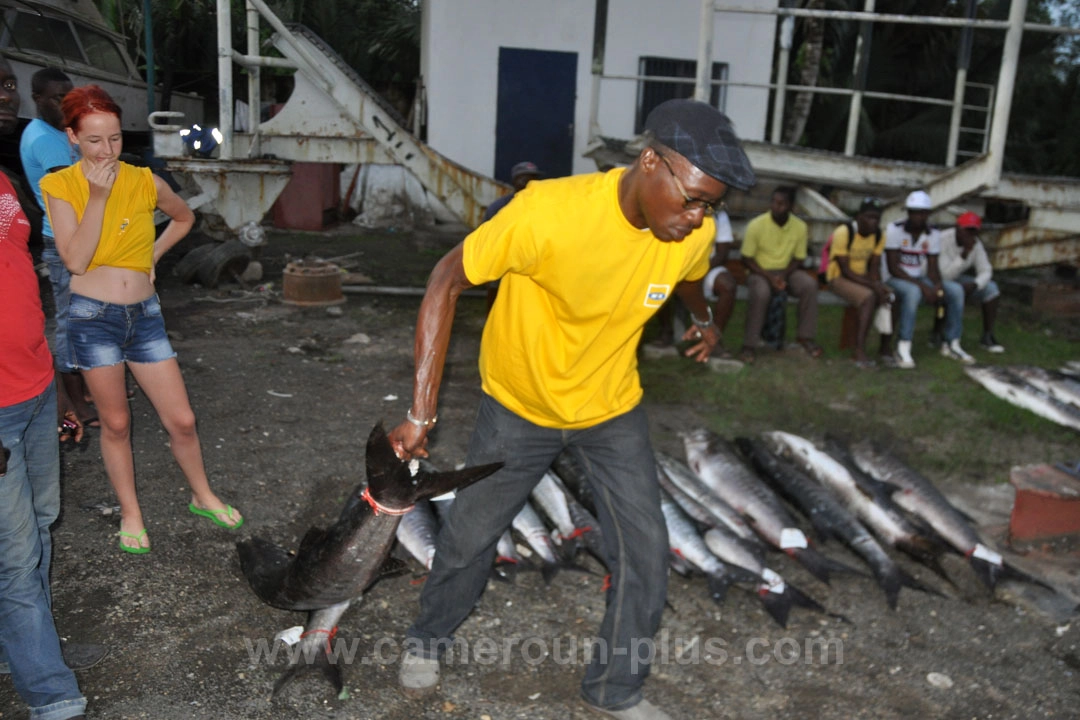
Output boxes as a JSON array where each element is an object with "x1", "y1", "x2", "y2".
[
  {"x1": 679, "y1": 427, "x2": 713, "y2": 457},
  {"x1": 365, "y1": 423, "x2": 503, "y2": 509}
]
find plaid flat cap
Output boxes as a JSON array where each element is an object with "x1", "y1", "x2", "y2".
[{"x1": 644, "y1": 99, "x2": 756, "y2": 191}]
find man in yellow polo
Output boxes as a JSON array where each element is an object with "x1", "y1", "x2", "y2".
[
  {"x1": 388, "y1": 99, "x2": 755, "y2": 720},
  {"x1": 738, "y1": 185, "x2": 821, "y2": 363}
]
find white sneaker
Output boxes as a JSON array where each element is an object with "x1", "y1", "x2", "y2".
[
  {"x1": 399, "y1": 650, "x2": 440, "y2": 697},
  {"x1": 894, "y1": 340, "x2": 916, "y2": 369},
  {"x1": 584, "y1": 698, "x2": 674, "y2": 720},
  {"x1": 941, "y1": 340, "x2": 976, "y2": 365},
  {"x1": 980, "y1": 333, "x2": 1005, "y2": 353}
]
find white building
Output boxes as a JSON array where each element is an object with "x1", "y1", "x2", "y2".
[{"x1": 420, "y1": 0, "x2": 776, "y2": 184}]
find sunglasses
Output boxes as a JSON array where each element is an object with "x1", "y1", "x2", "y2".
[{"x1": 655, "y1": 151, "x2": 724, "y2": 215}]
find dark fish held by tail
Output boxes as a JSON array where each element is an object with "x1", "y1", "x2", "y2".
[{"x1": 237, "y1": 423, "x2": 502, "y2": 697}]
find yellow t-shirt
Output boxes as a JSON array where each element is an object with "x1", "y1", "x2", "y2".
[
  {"x1": 463, "y1": 168, "x2": 713, "y2": 429},
  {"x1": 40, "y1": 162, "x2": 158, "y2": 274},
  {"x1": 741, "y1": 211, "x2": 808, "y2": 271},
  {"x1": 826, "y1": 223, "x2": 885, "y2": 282}
]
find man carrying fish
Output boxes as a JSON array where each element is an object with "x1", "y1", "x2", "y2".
[{"x1": 388, "y1": 98, "x2": 755, "y2": 720}]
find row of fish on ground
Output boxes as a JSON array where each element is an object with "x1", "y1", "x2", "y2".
[
  {"x1": 964, "y1": 362, "x2": 1080, "y2": 432},
  {"x1": 394, "y1": 428, "x2": 1050, "y2": 630},
  {"x1": 230, "y1": 422, "x2": 1049, "y2": 697}
]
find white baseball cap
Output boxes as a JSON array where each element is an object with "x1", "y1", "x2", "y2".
[{"x1": 905, "y1": 190, "x2": 932, "y2": 210}]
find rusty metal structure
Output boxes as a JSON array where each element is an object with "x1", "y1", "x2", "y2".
[{"x1": 150, "y1": 0, "x2": 508, "y2": 242}]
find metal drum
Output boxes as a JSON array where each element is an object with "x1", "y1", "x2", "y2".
[{"x1": 282, "y1": 260, "x2": 346, "y2": 307}]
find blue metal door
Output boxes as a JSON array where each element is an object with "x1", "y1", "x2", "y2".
[{"x1": 495, "y1": 47, "x2": 577, "y2": 182}]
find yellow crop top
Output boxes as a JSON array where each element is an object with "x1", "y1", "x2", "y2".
[{"x1": 40, "y1": 162, "x2": 158, "y2": 274}]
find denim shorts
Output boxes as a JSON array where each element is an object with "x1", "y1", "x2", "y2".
[{"x1": 68, "y1": 293, "x2": 177, "y2": 369}]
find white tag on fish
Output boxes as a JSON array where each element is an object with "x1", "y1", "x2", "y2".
[
  {"x1": 760, "y1": 567, "x2": 786, "y2": 595},
  {"x1": 779, "y1": 527, "x2": 808, "y2": 550},
  {"x1": 430, "y1": 490, "x2": 456, "y2": 502},
  {"x1": 971, "y1": 543, "x2": 1003, "y2": 566},
  {"x1": 408, "y1": 459, "x2": 420, "y2": 477},
  {"x1": 275, "y1": 625, "x2": 304, "y2": 647}
]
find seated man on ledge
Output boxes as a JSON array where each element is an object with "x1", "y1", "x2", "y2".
[
  {"x1": 738, "y1": 185, "x2": 821, "y2": 363},
  {"x1": 936, "y1": 211, "x2": 1005, "y2": 353},
  {"x1": 825, "y1": 197, "x2": 892, "y2": 367},
  {"x1": 883, "y1": 190, "x2": 973, "y2": 369}
]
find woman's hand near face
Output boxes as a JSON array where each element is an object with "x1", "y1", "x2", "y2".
[{"x1": 84, "y1": 157, "x2": 118, "y2": 196}]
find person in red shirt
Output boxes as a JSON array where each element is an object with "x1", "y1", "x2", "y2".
[{"x1": 0, "y1": 57, "x2": 95, "y2": 720}]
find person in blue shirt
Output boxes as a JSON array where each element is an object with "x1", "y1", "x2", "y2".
[{"x1": 19, "y1": 68, "x2": 97, "y2": 426}]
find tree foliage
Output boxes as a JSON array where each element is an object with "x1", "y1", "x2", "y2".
[
  {"x1": 270, "y1": 0, "x2": 421, "y2": 115},
  {"x1": 95, "y1": 0, "x2": 420, "y2": 117},
  {"x1": 780, "y1": 0, "x2": 1080, "y2": 175}
]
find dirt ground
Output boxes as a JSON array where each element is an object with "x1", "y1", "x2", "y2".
[{"x1": 2, "y1": 225, "x2": 1078, "y2": 720}]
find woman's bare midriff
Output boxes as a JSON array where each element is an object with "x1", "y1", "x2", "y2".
[{"x1": 70, "y1": 265, "x2": 155, "y2": 305}]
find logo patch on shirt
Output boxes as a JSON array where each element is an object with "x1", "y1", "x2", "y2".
[{"x1": 644, "y1": 284, "x2": 670, "y2": 308}]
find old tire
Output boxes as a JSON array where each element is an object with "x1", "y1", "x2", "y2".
[
  {"x1": 173, "y1": 243, "x2": 217, "y2": 283},
  {"x1": 196, "y1": 239, "x2": 251, "y2": 288}
]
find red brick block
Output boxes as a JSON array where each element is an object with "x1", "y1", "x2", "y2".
[{"x1": 1009, "y1": 464, "x2": 1080, "y2": 542}]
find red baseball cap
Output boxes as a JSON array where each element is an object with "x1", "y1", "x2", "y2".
[{"x1": 956, "y1": 211, "x2": 982, "y2": 229}]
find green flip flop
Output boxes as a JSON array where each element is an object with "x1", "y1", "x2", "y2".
[
  {"x1": 188, "y1": 503, "x2": 244, "y2": 530},
  {"x1": 118, "y1": 529, "x2": 150, "y2": 554}
]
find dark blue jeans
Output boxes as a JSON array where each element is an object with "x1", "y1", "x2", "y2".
[
  {"x1": 41, "y1": 238, "x2": 75, "y2": 373},
  {"x1": 0, "y1": 383, "x2": 86, "y2": 720},
  {"x1": 406, "y1": 395, "x2": 669, "y2": 711}
]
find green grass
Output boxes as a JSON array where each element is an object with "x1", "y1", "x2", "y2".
[{"x1": 639, "y1": 300, "x2": 1079, "y2": 487}]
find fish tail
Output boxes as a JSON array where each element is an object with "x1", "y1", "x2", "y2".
[
  {"x1": 873, "y1": 562, "x2": 943, "y2": 610},
  {"x1": 758, "y1": 587, "x2": 794, "y2": 628},
  {"x1": 896, "y1": 536, "x2": 954, "y2": 585},
  {"x1": 706, "y1": 565, "x2": 758, "y2": 605},
  {"x1": 790, "y1": 547, "x2": 864, "y2": 585},
  {"x1": 788, "y1": 547, "x2": 832, "y2": 584},
  {"x1": 765, "y1": 581, "x2": 846, "y2": 625},
  {"x1": 540, "y1": 561, "x2": 560, "y2": 586},
  {"x1": 786, "y1": 583, "x2": 827, "y2": 614},
  {"x1": 271, "y1": 652, "x2": 344, "y2": 699},
  {"x1": 875, "y1": 563, "x2": 904, "y2": 611},
  {"x1": 969, "y1": 555, "x2": 1005, "y2": 591},
  {"x1": 554, "y1": 536, "x2": 582, "y2": 563},
  {"x1": 491, "y1": 557, "x2": 525, "y2": 583},
  {"x1": 1002, "y1": 562, "x2": 1055, "y2": 591},
  {"x1": 414, "y1": 462, "x2": 505, "y2": 502}
]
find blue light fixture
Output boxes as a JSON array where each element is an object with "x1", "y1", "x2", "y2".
[{"x1": 178, "y1": 123, "x2": 224, "y2": 158}]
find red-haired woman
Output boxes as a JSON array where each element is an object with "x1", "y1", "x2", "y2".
[{"x1": 42, "y1": 85, "x2": 242, "y2": 554}]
